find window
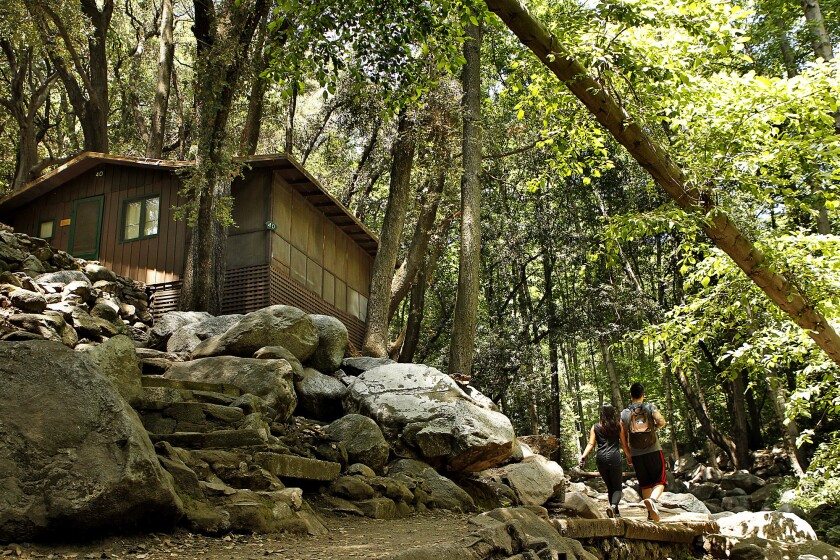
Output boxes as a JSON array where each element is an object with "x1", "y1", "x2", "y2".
[
  {"x1": 38, "y1": 219, "x2": 55, "y2": 240},
  {"x1": 122, "y1": 195, "x2": 160, "y2": 241}
]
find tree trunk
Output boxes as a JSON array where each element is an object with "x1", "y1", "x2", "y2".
[
  {"x1": 731, "y1": 371, "x2": 753, "y2": 469},
  {"x1": 448, "y1": 22, "x2": 483, "y2": 376},
  {"x1": 599, "y1": 336, "x2": 624, "y2": 409},
  {"x1": 344, "y1": 120, "x2": 382, "y2": 205},
  {"x1": 389, "y1": 169, "x2": 445, "y2": 320},
  {"x1": 28, "y1": 0, "x2": 112, "y2": 153},
  {"x1": 542, "y1": 252, "x2": 561, "y2": 437},
  {"x1": 399, "y1": 231, "x2": 448, "y2": 363},
  {"x1": 664, "y1": 367, "x2": 680, "y2": 463},
  {"x1": 483, "y1": 0, "x2": 840, "y2": 368},
  {"x1": 766, "y1": 375, "x2": 806, "y2": 476},
  {"x1": 147, "y1": 0, "x2": 175, "y2": 158},
  {"x1": 284, "y1": 81, "x2": 298, "y2": 154},
  {"x1": 180, "y1": 0, "x2": 268, "y2": 313},
  {"x1": 745, "y1": 375, "x2": 764, "y2": 449},
  {"x1": 672, "y1": 364, "x2": 738, "y2": 466},
  {"x1": 362, "y1": 109, "x2": 417, "y2": 356}
]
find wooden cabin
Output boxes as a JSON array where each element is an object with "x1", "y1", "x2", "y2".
[{"x1": 0, "y1": 152, "x2": 377, "y2": 347}]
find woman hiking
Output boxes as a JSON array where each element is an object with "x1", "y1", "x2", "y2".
[{"x1": 579, "y1": 404, "x2": 626, "y2": 518}]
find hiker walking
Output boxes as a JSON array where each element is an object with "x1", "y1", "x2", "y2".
[
  {"x1": 579, "y1": 404, "x2": 626, "y2": 518},
  {"x1": 620, "y1": 382, "x2": 667, "y2": 522}
]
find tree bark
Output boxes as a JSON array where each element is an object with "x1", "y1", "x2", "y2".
[
  {"x1": 27, "y1": 0, "x2": 112, "y2": 153},
  {"x1": 599, "y1": 336, "x2": 624, "y2": 410},
  {"x1": 730, "y1": 371, "x2": 753, "y2": 469},
  {"x1": 284, "y1": 81, "x2": 298, "y2": 154},
  {"x1": 766, "y1": 374, "x2": 806, "y2": 476},
  {"x1": 389, "y1": 170, "x2": 445, "y2": 320},
  {"x1": 147, "y1": 0, "x2": 175, "y2": 158},
  {"x1": 448, "y1": 22, "x2": 483, "y2": 376},
  {"x1": 672, "y1": 363, "x2": 737, "y2": 466},
  {"x1": 362, "y1": 109, "x2": 417, "y2": 356},
  {"x1": 1, "y1": 41, "x2": 57, "y2": 190},
  {"x1": 180, "y1": 0, "x2": 268, "y2": 313},
  {"x1": 484, "y1": 0, "x2": 840, "y2": 368}
]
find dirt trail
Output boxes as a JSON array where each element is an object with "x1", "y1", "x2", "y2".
[{"x1": 8, "y1": 511, "x2": 474, "y2": 560}]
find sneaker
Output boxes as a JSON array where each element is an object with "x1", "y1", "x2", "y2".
[
  {"x1": 606, "y1": 507, "x2": 615, "y2": 518},
  {"x1": 643, "y1": 498, "x2": 660, "y2": 522},
  {"x1": 613, "y1": 506, "x2": 621, "y2": 518}
]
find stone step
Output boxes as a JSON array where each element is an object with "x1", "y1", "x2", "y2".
[
  {"x1": 554, "y1": 518, "x2": 719, "y2": 543},
  {"x1": 141, "y1": 375, "x2": 241, "y2": 397},
  {"x1": 254, "y1": 451, "x2": 341, "y2": 482},
  {"x1": 139, "y1": 400, "x2": 246, "y2": 434},
  {"x1": 139, "y1": 386, "x2": 238, "y2": 406},
  {"x1": 150, "y1": 429, "x2": 267, "y2": 448}
]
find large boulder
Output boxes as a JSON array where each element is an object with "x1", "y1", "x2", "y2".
[
  {"x1": 35, "y1": 270, "x2": 90, "y2": 288},
  {"x1": 659, "y1": 491, "x2": 712, "y2": 515},
  {"x1": 482, "y1": 455, "x2": 565, "y2": 506},
  {"x1": 716, "y1": 511, "x2": 817, "y2": 544},
  {"x1": 295, "y1": 367, "x2": 347, "y2": 421},
  {"x1": 150, "y1": 311, "x2": 213, "y2": 349},
  {"x1": 326, "y1": 414, "x2": 390, "y2": 473},
  {"x1": 164, "y1": 357, "x2": 296, "y2": 421},
  {"x1": 0, "y1": 341, "x2": 183, "y2": 542},
  {"x1": 341, "y1": 356, "x2": 395, "y2": 376},
  {"x1": 388, "y1": 459, "x2": 475, "y2": 512},
  {"x1": 192, "y1": 305, "x2": 318, "y2": 361},
  {"x1": 721, "y1": 471, "x2": 766, "y2": 494},
  {"x1": 82, "y1": 334, "x2": 144, "y2": 405},
  {"x1": 166, "y1": 314, "x2": 243, "y2": 354},
  {"x1": 306, "y1": 314, "x2": 348, "y2": 373},
  {"x1": 344, "y1": 363, "x2": 514, "y2": 472}
]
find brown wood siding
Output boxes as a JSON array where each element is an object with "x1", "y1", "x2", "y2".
[{"x1": 3, "y1": 163, "x2": 187, "y2": 285}]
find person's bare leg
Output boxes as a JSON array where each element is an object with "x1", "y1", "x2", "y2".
[
  {"x1": 650, "y1": 484, "x2": 665, "y2": 502},
  {"x1": 641, "y1": 487, "x2": 652, "y2": 500}
]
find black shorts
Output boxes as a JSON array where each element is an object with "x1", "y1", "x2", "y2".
[{"x1": 633, "y1": 450, "x2": 666, "y2": 490}]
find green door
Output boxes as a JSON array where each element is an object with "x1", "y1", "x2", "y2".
[{"x1": 69, "y1": 195, "x2": 104, "y2": 260}]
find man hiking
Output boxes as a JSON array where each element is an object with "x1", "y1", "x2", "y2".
[{"x1": 620, "y1": 382, "x2": 667, "y2": 522}]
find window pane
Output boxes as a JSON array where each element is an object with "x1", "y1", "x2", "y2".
[
  {"x1": 124, "y1": 200, "x2": 141, "y2": 240},
  {"x1": 39, "y1": 220, "x2": 54, "y2": 239},
  {"x1": 143, "y1": 197, "x2": 160, "y2": 236}
]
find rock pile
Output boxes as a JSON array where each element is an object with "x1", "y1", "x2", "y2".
[{"x1": 0, "y1": 229, "x2": 152, "y2": 346}]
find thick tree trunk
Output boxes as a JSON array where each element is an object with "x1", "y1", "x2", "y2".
[
  {"x1": 599, "y1": 336, "x2": 624, "y2": 410},
  {"x1": 147, "y1": 0, "x2": 175, "y2": 158},
  {"x1": 389, "y1": 170, "x2": 445, "y2": 320},
  {"x1": 362, "y1": 110, "x2": 417, "y2": 356},
  {"x1": 448, "y1": 22, "x2": 483, "y2": 376},
  {"x1": 801, "y1": 0, "x2": 835, "y2": 63},
  {"x1": 180, "y1": 0, "x2": 268, "y2": 313},
  {"x1": 28, "y1": 0, "x2": 112, "y2": 153},
  {"x1": 731, "y1": 372, "x2": 753, "y2": 469},
  {"x1": 484, "y1": 0, "x2": 840, "y2": 368}
]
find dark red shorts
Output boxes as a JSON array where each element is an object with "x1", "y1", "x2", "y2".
[{"x1": 633, "y1": 450, "x2": 667, "y2": 490}]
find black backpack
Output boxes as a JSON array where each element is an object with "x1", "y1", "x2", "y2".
[{"x1": 627, "y1": 403, "x2": 657, "y2": 449}]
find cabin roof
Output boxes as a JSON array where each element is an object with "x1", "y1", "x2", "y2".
[{"x1": 0, "y1": 152, "x2": 378, "y2": 256}]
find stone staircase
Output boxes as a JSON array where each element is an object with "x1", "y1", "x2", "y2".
[{"x1": 133, "y1": 374, "x2": 341, "y2": 535}]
